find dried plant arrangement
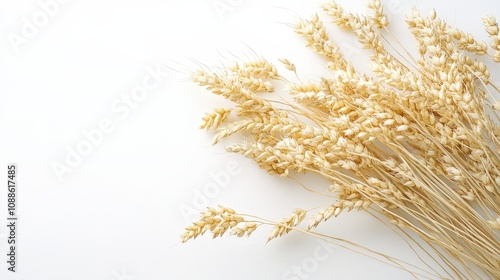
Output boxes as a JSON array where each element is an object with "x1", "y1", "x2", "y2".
[{"x1": 181, "y1": 1, "x2": 500, "y2": 279}]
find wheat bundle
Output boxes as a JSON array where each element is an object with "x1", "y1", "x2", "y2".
[{"x1": 182, "y1": 1, "x2": 500, "y2": 279}]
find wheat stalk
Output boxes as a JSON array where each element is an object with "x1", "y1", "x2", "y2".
[{"x1": 182, "y1": 1, "x2": 500, "y2": 279}]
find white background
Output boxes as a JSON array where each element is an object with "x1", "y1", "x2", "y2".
[{"x1": 0, "y1": 0, "x2": 498, "y2": 279}]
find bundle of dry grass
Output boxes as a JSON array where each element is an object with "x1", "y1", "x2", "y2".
[{"x1": 182, "y1": 1, "x2": 500, "y2": 279}]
